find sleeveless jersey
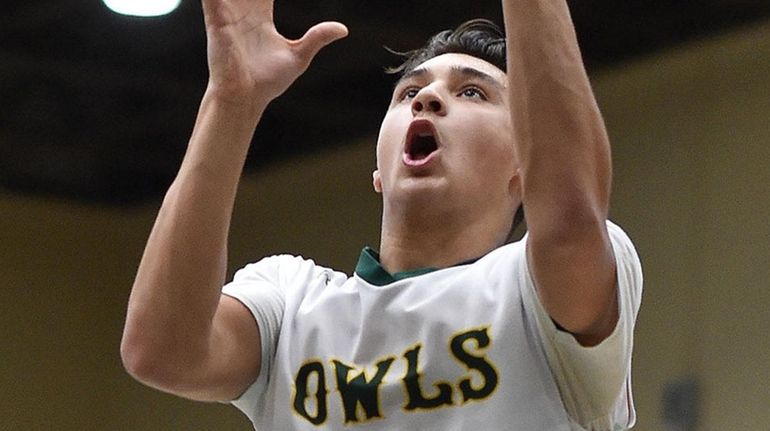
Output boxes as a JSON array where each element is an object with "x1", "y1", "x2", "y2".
[{"x1": 222, "y1": 221, "x2": 642, "y2": 430}]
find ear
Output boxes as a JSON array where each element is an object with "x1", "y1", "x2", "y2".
[
  {"x1": 508, "y1": 167, "x2": 522, "y2": 204},
  {"x1": 372, "y1": 170, "x2": 382, "y2": 193}
]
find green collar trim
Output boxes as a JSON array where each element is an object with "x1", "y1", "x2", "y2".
[{"x1": 355, "y1": 246, "x2": 478, "y2": 286}]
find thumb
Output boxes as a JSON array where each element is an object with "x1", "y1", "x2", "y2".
[{"x1": 294, "y1": 21, "x2": 349, "y2": 65}]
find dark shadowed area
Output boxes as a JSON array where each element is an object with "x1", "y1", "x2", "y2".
[{"x1": 2, "y1": 0, "x2": 770, "y2": 203}]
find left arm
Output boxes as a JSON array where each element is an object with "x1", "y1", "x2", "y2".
[{"x1": 503, "y1": 0, "x2": 616, "y2": 346}]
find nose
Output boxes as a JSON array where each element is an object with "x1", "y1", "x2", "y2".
[{"x1": 411, "y1": 88, "x2": 446, "y2": 116}]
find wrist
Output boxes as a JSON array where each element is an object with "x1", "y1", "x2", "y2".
[
  {"x1": 203, "y1": 80, "x2": 273, "y2": 115},
  {"x1": 179, "y1": 86, "x2": 268, "y2": 181}
]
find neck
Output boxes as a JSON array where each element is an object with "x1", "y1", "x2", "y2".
[{"x1": 378, "y1": 204, "x2": 509, "y2": 274}]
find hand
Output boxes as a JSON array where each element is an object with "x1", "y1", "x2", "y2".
[{"x1": 201, "y1": 0, "x2": 348, "y2": 104}]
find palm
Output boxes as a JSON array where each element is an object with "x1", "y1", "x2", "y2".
[{"x1": 201, "y1": 0, "x2": 346, "y2": 101}]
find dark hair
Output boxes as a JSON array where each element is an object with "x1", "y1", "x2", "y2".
[
  {"x1": 386, "y1": 19, "x2": 525, "y2": 239},
  {"x1": 386, "y1": 19, "x2": 507, "y2": 75}
]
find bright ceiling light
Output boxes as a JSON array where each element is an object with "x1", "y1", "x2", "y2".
[{"x1": 103, "y1": 0, "x2": 181, "y2": 17}]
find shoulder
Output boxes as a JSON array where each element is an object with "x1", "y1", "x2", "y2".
[
  {"x1": 606, "y1": 221, "x2": 642, "y2": 269},
  {"x1": 468, "y1": 236, "x2": 528, "y2": 282},
  {"x1": 233, "y1": 254, "x2": 345, "y2": 286},
  {"x1": 605, "y1": 221, "x2": 644, "y2": 306},
  {"x1": 235, "y1": 254, "x2": 317, "y2": 275},
  {"x1": 518, "y1": 220, "x2": 643, "y2": 429},
  {"x1": 477, "y1": 236, "x2": 527, "y2": 267}
]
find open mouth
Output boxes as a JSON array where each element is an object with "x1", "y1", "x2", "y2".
[
  {"x1": 409, "y1": 135, "x2": 438, "y2": 160},
  {"x1": 404, "y1": 120, "x2": 440, "y2": 163}
]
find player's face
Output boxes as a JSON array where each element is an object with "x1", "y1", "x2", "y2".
[{"x1": 374, "y1": 53, "x2": 519, "y2": 220}]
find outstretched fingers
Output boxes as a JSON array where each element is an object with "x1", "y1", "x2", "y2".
[{"x1": 293, "y1": 22, "x2": 349, "y2": 67}]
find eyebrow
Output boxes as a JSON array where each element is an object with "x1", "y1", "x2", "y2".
[{"x1": 396, "y1": 65, "x2": 506, "y2": 91}]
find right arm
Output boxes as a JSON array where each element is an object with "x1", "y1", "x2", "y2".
[{"x1": 119, "y1": 0, "x2": 347, "y2": 401}]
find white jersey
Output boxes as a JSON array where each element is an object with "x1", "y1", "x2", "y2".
[{"x1": 222, "y1": 221, "x2": 643, "y2": 431}]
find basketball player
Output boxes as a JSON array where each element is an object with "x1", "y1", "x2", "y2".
[{"x1": 121, "y1": 0, "x2": 643, "y2": 429}]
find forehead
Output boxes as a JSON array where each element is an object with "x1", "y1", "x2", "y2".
[{"x1": 400, "y1": 53, "x2": 507, "y2": 86}]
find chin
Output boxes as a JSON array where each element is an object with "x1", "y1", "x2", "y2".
[
  {"x1": 385, "y1": 178, "x2": 449, "y2": 206},
  {"x1": 398, "y1": 175, "x2": 449, "y2": 192}
]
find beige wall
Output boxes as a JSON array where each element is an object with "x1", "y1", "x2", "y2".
[
  {"x1": 2, "y1": 19, "x2": 768, "y2": 430},
  {"x1": 595, "y1": 20, "x2": 770, "y2": 430}
]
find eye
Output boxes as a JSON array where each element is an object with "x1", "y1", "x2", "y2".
[
  {"x1": 459, "y1": 86, "x2": 486, "y2": 100},
  {"x1": 399, "y1": 87, "x2": 420, "y2": 101}
]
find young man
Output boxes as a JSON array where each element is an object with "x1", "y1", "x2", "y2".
[{"x1": 121, "y1": 0, "x2": 643, "y2": 430}]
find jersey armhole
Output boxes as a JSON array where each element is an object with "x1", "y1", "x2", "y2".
[{"x1": 518, "y1": 221, "x2": 641, "y2": 429}]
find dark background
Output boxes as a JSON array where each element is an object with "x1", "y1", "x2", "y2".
[{"x1": 3, "y1": 0, "x2": 770, "y2": 204}]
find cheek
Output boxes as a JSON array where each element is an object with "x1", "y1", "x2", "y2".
[
  {"x1": 375, "y1": 111, "x2": 404, "y2": 169},
  {"x1": 453, "y1": 125, "x2": 516, "y2": 194},
  {"x1": 487, "y1": 116, "x2": 515, "y2": 161},
  {"x1": 470, "y1": 145, "x2": 514, "y2": 177},
  {"x1": 461, "y1": 117, "x2": 515, "y2": 167}
]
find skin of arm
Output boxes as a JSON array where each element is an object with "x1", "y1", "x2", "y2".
[
  {"x1": 502, "y1": 0, "x2": 618, "y2": 346},
  {"x1": 120, "y1": 0, "x2": 347, "y2": 401}
]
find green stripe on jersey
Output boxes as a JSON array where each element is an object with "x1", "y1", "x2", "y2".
[{"x1": 355, "y1": 247, "x2": 479, "y2": 286}]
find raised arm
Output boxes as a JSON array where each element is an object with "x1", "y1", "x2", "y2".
[
  {"x1": 502, "y1": 0, "x2": 617, "y2": 346},
  {"x1": 120, "y1": 0, "x2": 346, "y2": 401}
]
